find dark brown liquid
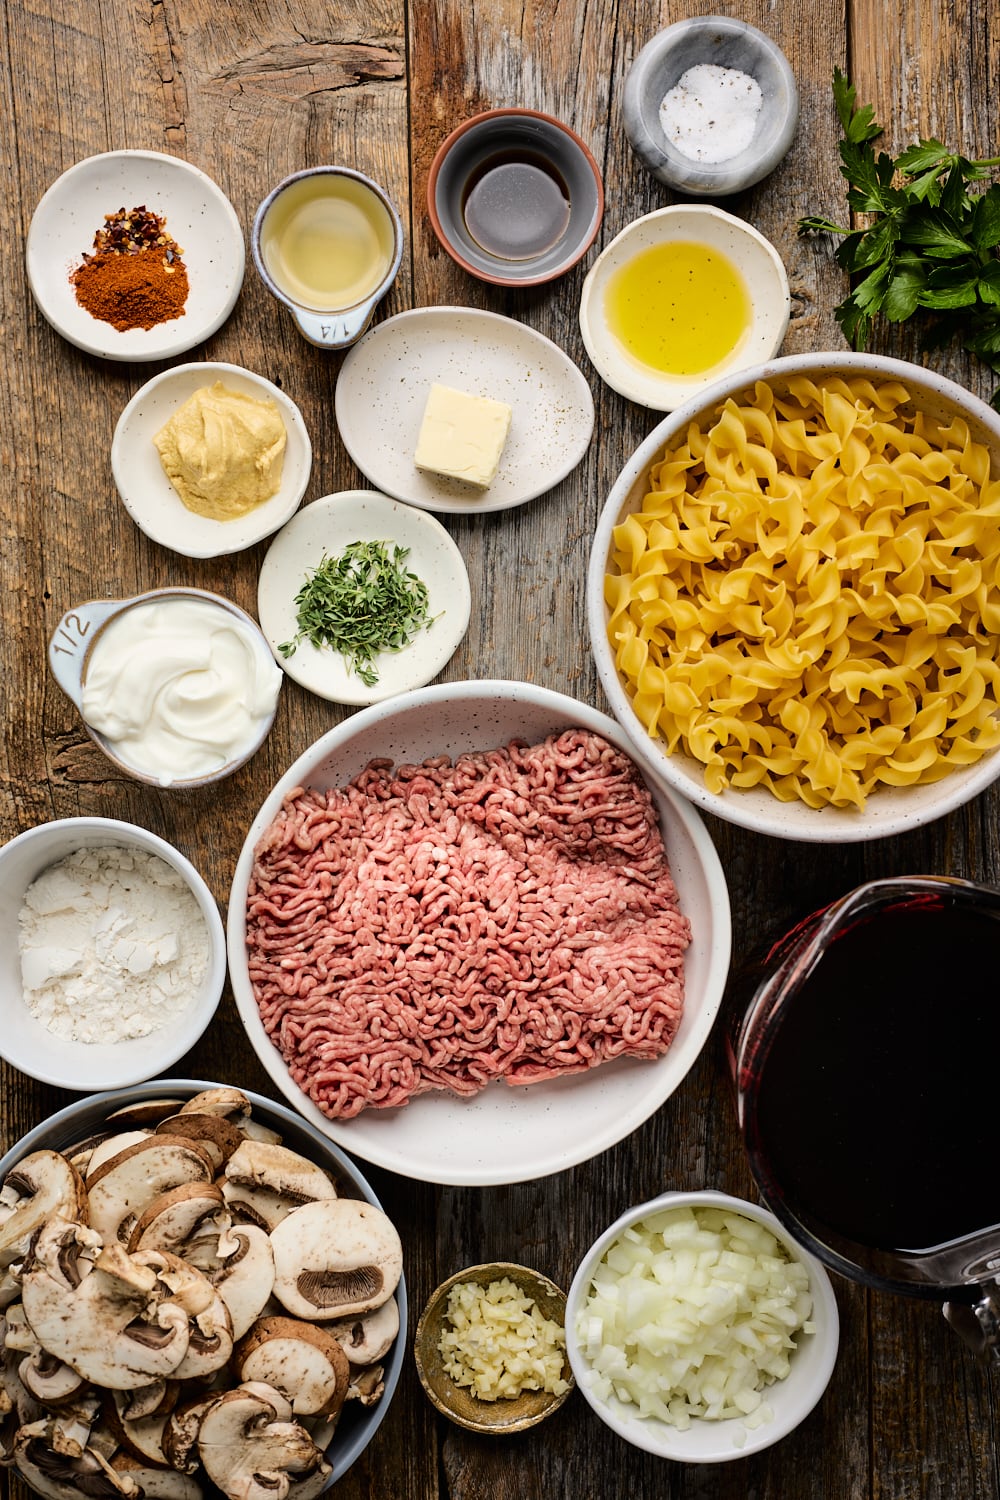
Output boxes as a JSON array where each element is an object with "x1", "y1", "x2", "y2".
[
  {"x1": 461, "y1": 152, "x2": 571, "y2": 261},
  {"x1": 744, "y1": 902, "x2": 1000, "y2": 1258}
]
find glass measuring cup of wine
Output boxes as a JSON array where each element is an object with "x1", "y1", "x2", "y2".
[{"x1": 727, "y1": 875, "x2": 1000, "y2": 1358}]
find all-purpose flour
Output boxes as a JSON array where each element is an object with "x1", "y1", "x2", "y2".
[{"x1": 18, "y1": 845, "x2": 210, "y2": 1042}]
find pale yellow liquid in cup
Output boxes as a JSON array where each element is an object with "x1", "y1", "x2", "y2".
[{"x1": 260, "y1": 176, "x2": 395, "y2": 312}]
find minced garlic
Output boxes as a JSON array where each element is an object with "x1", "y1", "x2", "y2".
[{"x1": 438, "y1": 1276, "x2": 569, "y2": 1402}]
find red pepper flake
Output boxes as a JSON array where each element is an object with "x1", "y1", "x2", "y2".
[{"x1": 71, "y1": 204, "x2": 189, "y2": 331}]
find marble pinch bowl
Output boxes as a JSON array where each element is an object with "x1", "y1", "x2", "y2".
[
  {"x1": 0, "y1": 819, "x2": 226, "y2": 1090},
  {"x1": 623, "y1": 16, "x2": 799, "y2": 196},
  {"x1": 427, "y1": 108, "x2": 604, "y2": 287}
]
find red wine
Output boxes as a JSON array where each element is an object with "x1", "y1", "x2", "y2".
[
  {"x1": 742, "y1": 897, "x2": 1000, "y2": 1263},
  {"x1": 461, "y1": 152, "x2": 571, "y2": 261}
]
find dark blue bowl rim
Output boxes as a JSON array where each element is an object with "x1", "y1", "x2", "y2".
[{"x1": 0, "y1": 1077, "x2": 406, "y2": 1488}]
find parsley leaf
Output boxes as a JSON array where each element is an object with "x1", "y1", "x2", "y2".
[{"x1": 798, "y1": 71, "x2": 1000, "y2": 373}]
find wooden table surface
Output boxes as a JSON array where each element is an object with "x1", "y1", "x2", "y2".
[{"x1": 3, "y1": 1, "x2": 1000, "y2": 1496}]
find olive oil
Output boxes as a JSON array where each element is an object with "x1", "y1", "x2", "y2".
[
  {"x1": 260, "y1": 175, "x2": 395, "y2": 311},
  {"x1": 604, "y1": 240, "x2": 750, "y2": 376}
]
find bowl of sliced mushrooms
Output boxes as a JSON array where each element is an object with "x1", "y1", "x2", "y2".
[{"x1": 0, "y1": 1079, "x2": 406, "y2": 1499}]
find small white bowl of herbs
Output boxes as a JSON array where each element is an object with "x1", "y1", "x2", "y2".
[{"x1": 257, "y1": 491, "x2": 472, "y2": 704}]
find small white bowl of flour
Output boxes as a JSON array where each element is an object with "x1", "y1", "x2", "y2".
[{"x1": 1, "y1": 817, "x2": 225, "y2": 1089}]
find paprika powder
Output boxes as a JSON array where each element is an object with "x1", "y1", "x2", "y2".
[{"x1": 71, "y1": 205, "x2": 189, "y2": 331}]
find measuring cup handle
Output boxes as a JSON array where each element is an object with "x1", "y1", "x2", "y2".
[
  {"x1": 47, "y1": 597, "x2": 124, "y2": 707},
  {"x1": 943, "y1": 1285, "x2": 1000, "y2": 1359},
  {"x1": 291, "y1": 302, "x2": 377, "y2": 349}
]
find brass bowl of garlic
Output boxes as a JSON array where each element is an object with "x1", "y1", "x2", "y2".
[{"x1": 414, "y1": 1262, "x2": 574, "y2": 1434}]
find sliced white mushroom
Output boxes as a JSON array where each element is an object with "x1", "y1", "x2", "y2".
[
  {"x1": 14, "y1": 1417, "x2": 140, "y2": 1499},
  {"x1": 21, "y1": 1229, "x2": 191, "y2": 1390},
  {"x1": 179, "y1": 1092, "x2": 283, "y2": 1147},
  {"x1": 137, "y1": 1252, "x2": 233, "y2": 1383},
  {"x1": 127, "y1": 1183, "x2": 229, "y2": 1257},
  {"x1": 0, "y1": 1151, "x2": 89, "y2": 1275},
  {"x1": 324, "y1": 1296, "x2": 399, "y2": 1366},
  {"x1": 209, "y1": 1225, "x2": 275, "y2": 1342},
  {"x1": 86, "y1": 1138, "x2": 216, "y2": 1244},
  {"x1": 196, "y1": 1385, "x2": 330, "y2": 1500},
  {"x1": 222, "y1": 1143, "x2": 338, "y2": 1232},
  {"x1": 269, "y1": 1200, "x2": 402, "y2": 1321},
  {"x1": 106, "y1": 1392, "x2": 172, "y2": 1467},
  {"x1": 82, "y1": 1133, "x2": 151, "y2": 1180},
  {"x1": 111, "y1": 1451, "x2": 205, "y2": 1500},
  {"x1": 113, "y1": 1380, "x2": 177, "y2": 1422},
  {"x1": 154, "y1": 1116, "x2": 244, "y2": 1172},
  {"x1": 345, "y1": 1363, "x2": 385, "y2": 1407},
  {"x1": 234, "y1": 1317, "x2": 349, "y2": 1419},
  {"x1": 161, "y1": 1393, "x2": 216, "y2": 1476},
  {"x1": 106, "y1": 1102, "x2": 188, "y2": 1129}
]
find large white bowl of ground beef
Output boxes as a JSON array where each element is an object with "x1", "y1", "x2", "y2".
[{"x1": 227, "y1": 681, "x2": 731, "y2": 1186}]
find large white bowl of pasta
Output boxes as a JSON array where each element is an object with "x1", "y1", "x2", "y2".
[{"x1": 589, "y1": 353, "x2": 1000, "y2": 842}]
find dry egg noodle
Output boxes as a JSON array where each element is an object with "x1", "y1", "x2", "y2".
[{"x1": 605, "y1": 376, "x2": 1000, "y2": 808}]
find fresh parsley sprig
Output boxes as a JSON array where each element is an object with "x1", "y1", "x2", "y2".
[
  {"x1": 279, "y1": 539, "x2": 437, "y2": 687},
  {"x1": 798, "y1": 69, "x2": 1000, "y2": 381}
]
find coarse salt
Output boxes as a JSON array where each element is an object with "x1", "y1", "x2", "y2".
[{"x1": 659, "y1": 64, "x2": 763, "y2": 165}]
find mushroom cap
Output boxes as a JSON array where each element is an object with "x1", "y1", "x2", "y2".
[
  {"x1": 269, "y1": 1201, "x2": 402, "y2": 1322},
  {"x1": 234, "y1": 1317, "x2": 350, "y2": 1418},
  {"x1": 222, "y1": 1143, "x2": 338, "y2": 1233},
  {"x1": 154, "y1": 1116, "x2": 243, "y2": 1172},
  {"x1": 21, "y1": 1236, "x2": 192, "y2": 1391},
  {"x1": 324, "y1": 1296, "x2": 399, "y2": 1366},
  {"x1": 86, "y1": 1138, "x2": 216, "y2": 1245},
  {"x1": 127, "y1": 1184, "x2": 228, "y2": 1258},
  {"x1": 196, "y1": 1384, "x2": 330, "y2": 1500},
  {"x1": 0, "y1": 1151, "x2": 89, "y2": 1270}
]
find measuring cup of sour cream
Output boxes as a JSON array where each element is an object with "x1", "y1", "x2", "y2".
[
  {"x1": 47, "y1": 587, "x2": 283, "y2": 788},
  {"x1": 252, "y1": 166, "x2": 403, "y2": 349}
]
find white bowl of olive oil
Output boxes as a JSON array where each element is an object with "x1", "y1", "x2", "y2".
[{"x1": 579, "y1": 205, "x2": 789, "y2": 410}]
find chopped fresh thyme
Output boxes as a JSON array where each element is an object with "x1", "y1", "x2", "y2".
[{"x1": 278, "y1": 539, "x2": 437, "y2": 686}]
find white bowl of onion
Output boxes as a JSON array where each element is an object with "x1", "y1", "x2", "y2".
[{"x1": 565, "y1": 1190, "x2": 839, "y2": 1462}]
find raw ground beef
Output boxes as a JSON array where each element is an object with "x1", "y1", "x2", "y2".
[{"x1": 245, "y1": 728, "x2": 691, "y2": 1119}]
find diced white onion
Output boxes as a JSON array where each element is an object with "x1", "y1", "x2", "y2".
[{"x1": 576, "y1": 1206, "x2": 813, "y2": 1435}]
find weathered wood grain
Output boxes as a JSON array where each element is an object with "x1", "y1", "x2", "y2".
[{"x1": 3, "y1": 0, "x2": 1000, "y2": 1497}]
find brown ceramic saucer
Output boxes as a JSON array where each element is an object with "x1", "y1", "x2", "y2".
[
  {"x1": 414, "y1": 1261, "x2": 575, "y2": 1434},
  {"x1": 426, "y1": 108, "x2": 603, "y2": 287}
]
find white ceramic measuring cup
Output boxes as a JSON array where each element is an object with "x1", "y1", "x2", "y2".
[{"x1": 252, "y1": 166, "x2": 403, "y2": 349}]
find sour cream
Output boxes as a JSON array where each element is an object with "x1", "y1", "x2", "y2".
[{"x1": 81, "y1": 595, "x2": 282, "y2": 785}]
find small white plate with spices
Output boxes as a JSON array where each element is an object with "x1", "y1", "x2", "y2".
[
  {"x1": 26, "y1": 150, "x2": 245, "y2": 362},
  {"x1": 111, "y1": 362, "x2": 313, "y2": 558},
  {"x1": 334, "y1": 307, "x2": 595, "y2": 513},
  {"x1": 257, "y1": 491, "x2": 472, "y2": 705}
]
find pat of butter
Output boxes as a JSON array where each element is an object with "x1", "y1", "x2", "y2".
[{"x1": 414, "y1": 383, "x2": 512, "y2": 489}]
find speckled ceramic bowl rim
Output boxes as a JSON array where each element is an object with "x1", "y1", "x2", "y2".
[
  {"x1": 0, "y1": 1078, "x2": 407, "y2": 1485},
  {"x1": 427, "y1": 108, "x2": 605, "y2": 287},
  {"x1": 588, "y1": 351, "x2": 1000, "y2": 841}
]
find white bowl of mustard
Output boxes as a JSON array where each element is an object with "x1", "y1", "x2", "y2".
[
  {"x1": 111, "y1": 361, "x2": 313, "y2": 558},
  {"x1": 579, "y1": 205, "x2": 789, "y2": 410}
]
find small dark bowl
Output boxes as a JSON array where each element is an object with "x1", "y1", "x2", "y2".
[
  {"x1": 623, "y1": 16, "x2": 799, "y2": 196},
  {"x1": 427, "y1": 108, "x2": 604, "y2": 287}
]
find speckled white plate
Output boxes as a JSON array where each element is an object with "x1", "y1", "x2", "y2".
[
  {"x1": 26, "y1": 150, "x2": 245, "y2": 361},
  {"x1": 111, "y1": 362, "x2": 312, "y2": 558},
  {"x1": 334, "y1": 307, "x2": 595, "y2": 513},
  {"x1": 257, "y1": 491, "x2": 472, "y2": 704}
]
